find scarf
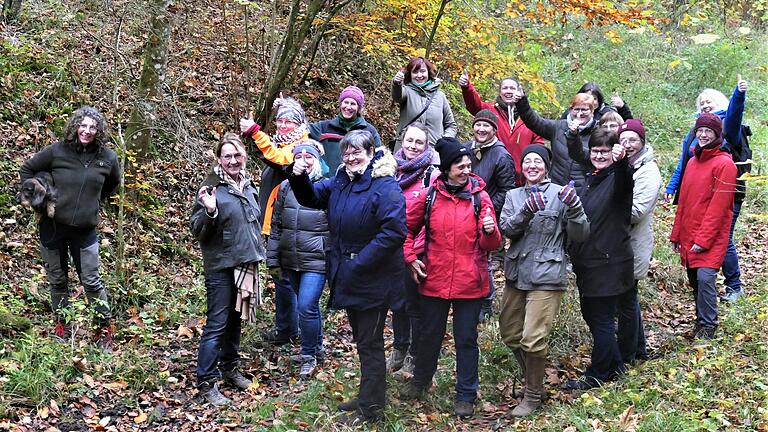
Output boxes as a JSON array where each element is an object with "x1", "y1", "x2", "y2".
[
  {"x1": 694, "y1": 136, "x2": 724, "y2": 158},
  {"x1": 337, "y1": 114, "x2": 362, "y2": 131},
  {"x1": 495, "y1": 96, "x2": 516, "y2": 128},
  {"x1": 469, "y1": 137, "x2": 498, "y2": 160},
  {"x1": 213, "y1": 165, "x2": 250, "y2": 192},
  {"x1": 234, "y1": 263, "x2": 261, "y2": 322},
  {"x1": 271, "y1": 122, "x2": 308, "y2": 145},
  {"x1": 629, "y1": 146, "x2": 649, "y2": 167},
  {"x1": 394, "y1": 146, "x2": 434, "y2": 189},
  {"x1": 566, "y1": 114, "x2": 595, "y2": 132},
  {"x1": 414, "y1": 80, "x2": 433, "y2": 89}
]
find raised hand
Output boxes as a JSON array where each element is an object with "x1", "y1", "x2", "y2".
[
  {"x1": 198, "y1": 186, "x2": 217, "y2": 214},
  {"x1": 292, "y1": 151, "x2": 310, "y2": 176},
  {"x1": 610, "y1": 93, "x2": 625, "y2": 109},
  {"x1": 458, "y1": 70, "x2": 469, "y2": 88},
  {"x1": 272, "y1": 92, "x2": 285, "y2": 109},
  {"x1": 611, "y1": 143, "x2": 626, "y2": 161},
  {"x1": 393, "y1": 69, "x2": 405, "y2": 85},
  {"x1": 568, "y1": 119, "x2": 580, "y2": 134},
  {"x1": 524, "y1": 185, "x2": 547, "y2": 214},
  {"x1": 482, "y1": 207, "x2": 495, "y2": 234},
  {"x1": 558, "y1": 180, "x2": 581, "y2": 208},
  {"x1": 240, "y1": 111, "x2": 257, "y2": 134},
  {"x1": 737, "y1": 74, "x2": 748, "y2": 93}
]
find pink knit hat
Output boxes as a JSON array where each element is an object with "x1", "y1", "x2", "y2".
[{"x1": 338, "y1": 86, "x2": 365, "y2": 110}]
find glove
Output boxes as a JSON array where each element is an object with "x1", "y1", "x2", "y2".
[
  {"x1": 268, "y1": 267, "x2": 283, "y2": 282},
  {"x1": 558, "y1": 180, "x2": 581, "y2": 208},
  {"x1": 524, "y1": 185, "x2": 547, "y2": 214}
]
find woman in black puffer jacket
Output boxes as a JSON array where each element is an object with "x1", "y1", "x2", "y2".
[{"x1": 267, "y1": 140, "x2": 330, "y2": 380}]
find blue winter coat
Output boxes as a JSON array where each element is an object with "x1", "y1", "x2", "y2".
[
  {"x1": 665, "y1": 86, "x2": 746, "y2": 200},
  {"x1": 288, "y1": 150, "x2": 407, "y2": 311}
]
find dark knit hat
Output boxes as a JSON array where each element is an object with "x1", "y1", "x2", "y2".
[
  {"x1": 339, "y1": 86, "x2": 365, "y2": 110},
  {"x1": 619, "y1": 118, "x2": 646, "y2": 142},
  {"x1": 473, "y1": 109, "x2": 498, "y2": 130},
  {"x1": 694, "y1": 112, "x2": 722, "y2": 138},
  {"x1": 293, "y1": 139, "x2": 322, "y2": 161},
  {"x1": 520, "y1": 144, "x2": 552, "y2": 171},
  {"x1": 436, "y1": 137, "x2": 471, "y2": 172}
]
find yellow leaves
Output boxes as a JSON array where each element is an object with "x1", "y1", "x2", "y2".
[
  {"x1": 604, "y1": 29, "x2": 623, "y2": 43},
  {"x1": 738, "y1": 171, "x2": 766, "y2": 182},
  {"x1": 691, "y1": 33, "x2": 720, "y2": 44},
  {"x1": 102, "y1": 381, "x2": 128, "y2": 392},
  {"x1": 580, "y1": 392, "x2": 604, "y2": 406},
  {"x1": 176, "y1": 325, "x2": 194, "y2": 338},
  {"x1": 133, "y1": 411, "x2": 148, "y2": 423},
  {"x1": 668, "y1": 58, "x2": 691, "y2": 71}
]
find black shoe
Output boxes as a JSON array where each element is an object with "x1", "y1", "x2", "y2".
[
  {"x1": 338, "y1": 398, "x2": 359, "y2": 412},
  {"x1": 454, "y1": 400, "x2": 474, "y2": 418},
  {"x1": 260, "y1": 329, "x2": 299, "y2": 346},
  {"x1": 562, "y1": 376, "x2": 601, "y2": 391},
  {"x1": 695, "y1": 326, "x2": 717, "y2": 340},
  {"x1": 399, "y1": 383, "x2": 426, "y2": 400}
]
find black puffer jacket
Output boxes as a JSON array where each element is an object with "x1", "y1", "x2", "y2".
[
  {"x1": 516, "y1": 96, "x2": 595, "y2": 189},
  {"x1": 568, "y1": 157, "x2": 634, "y2": 297},
  {"x1": 267, "y1": 179, "x2": 330, "y2": 273},
  {"x1": 19, "y1": 141, "x2": 120, "y2": 228},
  {"x1": 190, "y1": 171, "x2": 267, "y2": 272},
  {"x1": 464, "y1": 139, "x2": 516, "y2": 217}
]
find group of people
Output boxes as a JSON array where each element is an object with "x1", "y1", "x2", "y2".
[{"x1": 20, "y1": 55, "x2": 751, "y2": 424}]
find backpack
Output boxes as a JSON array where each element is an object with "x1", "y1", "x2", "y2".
[
  {"x1": 423, "y1": 177, "x2": 483, "y2": 245},
  {"x1": 727, "y1": 125, "x2": 752, "y2": 202}
]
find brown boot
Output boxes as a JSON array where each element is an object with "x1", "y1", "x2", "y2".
[
  {"x1": 512, "y1": 349, "x2": 527, "y2": 377},
  {"x1": 510, "y1": 353, "x2": 545, "y2": 417}
]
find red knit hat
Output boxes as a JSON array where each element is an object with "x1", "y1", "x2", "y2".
[
  {"x1": 619, "y1": 118, "x2": 646, "y2": 141},
  {"x1": 694, "y1": 113, "x2": 722, "y2": 138}
]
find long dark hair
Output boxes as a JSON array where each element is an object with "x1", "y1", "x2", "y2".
[
  {"x1": 62, "y1": 106, "x2": 109, "y2": 150},
  {"x1": 576, "y1": 82, "x2": 605, "y2": 107}
]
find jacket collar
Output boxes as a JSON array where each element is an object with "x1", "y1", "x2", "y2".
[
  {"x1": 435, "y1": 172, "x2": 486, "y2": 199},
  {"x1": 334, "y1": 149, "x2": 397, "y2": 192}
]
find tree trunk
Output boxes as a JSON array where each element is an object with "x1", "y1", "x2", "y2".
[
  {"x1": 2, "y1": 0, "x2": 22, "y2": 22},
  {"x1": 424, "y1": 0, "x2": 450, "y2": 61},
  {"x1": 124, "y1": 0, "x2": 172, "y2": 160}
]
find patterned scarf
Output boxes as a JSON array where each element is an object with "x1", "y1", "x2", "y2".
[
  {"x1": 394, "y1": 146, "x2": 435, "y2": 189},
  {"x1": 271, "y1": 123, "x2": 309, "y2": 145},
  {"x1": 469, "y1": 136, "x2": 498, "y2": 160},
  {"x1": 213, "y1": 165, "x2": 250, "y2": 192}
]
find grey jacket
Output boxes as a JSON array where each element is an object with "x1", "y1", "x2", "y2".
[
  {"x1": 190, "y1": 170, "x2": 266, "y2": 271},
  {"x1": 629, "y1": 145, "x2": 662, "y2": 279},
  {"x1": 266, "y1": 179, "x2": 330, "y2": 273},
  {"x1": 391, "y1": 79, "x2": 458, "y2": 147},
  {"x1": 500, "y1": 181, "x2": 589, "y2": 291}
]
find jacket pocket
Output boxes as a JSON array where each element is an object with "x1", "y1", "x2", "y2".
[
  {"x1": 529, "y1": 247, "x2": 565, "y2": 285},
  {"x1": 504, "y1": 247, "x2": 521, "y2": 281}
]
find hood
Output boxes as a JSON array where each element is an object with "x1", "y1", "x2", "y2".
[
  {"x1": 630, "y1": 144, "x2": 656, "y2": 169},
  {"x1": 371, "y1": 148, "x2": 397, "y2": 178}
]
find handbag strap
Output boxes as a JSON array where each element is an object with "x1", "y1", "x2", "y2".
[{"x1": 402, "y1": 90, "x2": 437, "y2": 130}]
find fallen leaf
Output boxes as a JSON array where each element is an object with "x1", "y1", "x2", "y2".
[{"x1": 134, "y1": 412, "x2": 147, "y2": 424}]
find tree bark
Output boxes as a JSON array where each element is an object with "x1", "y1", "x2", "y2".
[
  {"x1": 124, "y1": 0, "x2": 172, "y2": 160},
  {"x1": 424, "y1": 0, "x2": 450, "y2": 61}
]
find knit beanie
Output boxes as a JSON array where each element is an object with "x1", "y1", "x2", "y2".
[
  {"x1": 473, "y1": 109, "x2": 498, "y2": 130},
  {"x1": 694, "y1": 112, "x2": 722, "y2": 138},
  {"x1": 276, "y1": 97, "x2": 306, "y2": 125},
  {"x1": 338, "y1": 86, "x2": 365, "y2": 110},
  {"x1": 619, "y1": 118, "x2": 646, "y2": 142},
  {"x1": 436, "y1": 137, "x2": 471, "y2": 172},
  {"x1": 293, "y1": 139, "x2": 322, "y2": 161},
  {"x1": 520, "y1": 144, "x2": 552, "y2": 171}
]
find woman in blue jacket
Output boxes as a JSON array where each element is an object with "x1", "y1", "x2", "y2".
[
  {"x1": 664, "y1": 77, "x2": 749, "y2": 302},
  {"x1": 289, "y1": 130, "x2": 407, "y2": 425}
]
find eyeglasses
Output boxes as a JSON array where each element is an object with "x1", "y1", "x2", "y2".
[
  {"x1": 221, "y1": 153, "x2": 244, "y2": 161},
  {"x1": 571, "y1": 107, "x2": 592, "y2": 113},
  {"x1": 342, "y1": 149, "x2": 365, "y2": 160},
  {"x1": 620, "y1": 138, "x2": 642, "y2": 146},
  {"x1": 589, "y1": 149, "x2": 610, "y2": 156}
]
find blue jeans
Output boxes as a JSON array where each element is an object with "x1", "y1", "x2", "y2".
[
  {"x1": 197, "y1": 268, "x2": 242, "y2": 385},
  {"x1": 580, "y1": 294, "x2": 627, "y2": 382},
  {"x1": 273, "y1": 275, "x2": 299, "y2": 337},
  {"x1": 285, "y1": 270, "x2": 325, "y2": 357},
  {"x1": 482, "y1": 256, "x2": 495, "y2": 311},
  {"x1": 414, "y1": 296, "x2": 482, "y2": 402},
  {"x1": 722, "y1": 201, "x2": 742, "y2": 292}
]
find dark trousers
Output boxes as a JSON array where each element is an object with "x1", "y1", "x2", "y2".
[
  {"x1": 722, "y1": 201, "x2": 743, "y2": 292},
  {"x1": 347, "y1": 308, "x2": 387, "y2": 419},
  {"x1": 197, "y1": 268, "x2": 242, "y2": 385},
  {"x1": 580, "y1": 294, "x2": 627, "y2": 382},
  {"x1": 687, "y1": 267, "x2": 719, "y2": 329},
  {"x1": 413, "y1": 296, "x2": 482, "y2": 402},
  {"x1": 392, "y1": 274, "x2": 420, "y2": 356},
  {"x1": 616, "y1": 280, "x2": 647, "y2": 363}
]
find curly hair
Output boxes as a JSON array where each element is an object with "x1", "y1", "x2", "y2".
[{"x1": 62, "y1": 106, "x2": 109, "y2": 150}]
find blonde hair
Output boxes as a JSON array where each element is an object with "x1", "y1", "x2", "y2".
[
  {"x1": 570, "y1": 93, "x2": 597, "y2": 110},
  {"x1": 599, "y1": 111, "x2": 624, "y2": 127},
  {"x1": 695, "y1": 89, "x2": 729, "y2": 113},
  {"x1": 216, "y1": 132, "x2": 247, "y2": 158}
]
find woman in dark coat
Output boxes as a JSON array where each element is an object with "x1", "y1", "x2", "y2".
[
  {"x1": 565, "y1": 129, "x2": 634, "y2": 390},
  {"x1": 20, "y1": 106, "x2": 121, "y2": 349},
  {"x1": 190, "y1": 133, "x2": 266, "y2": 406},
  {"x1": 289, "y1": 130, "x2": 406, "y2": 425}
]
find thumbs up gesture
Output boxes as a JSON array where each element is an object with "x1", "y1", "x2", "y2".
[
  {"x1": 393, "y1": 69, "x2": 405, "y2": 84},
  {"x1": 482, "y1": 207, "x2": 495, "y2": 234},
  {"x1": 458, "y1": 70, "x2": 469, "y2": 88},
  {"x1": 558, "y1": 180, "x2": 581, "y2": 208},
  {"x1": 240, "y1": 111, "x2": 259, "y2": 135},
  {"x1": 610, "y1": 92, "x2": 625, "y2": 109},
  {"x1": 272, "y1": 92, "x2": 285, "y2": 109},
  {"x1": 524, "y1": 185, "x2": 547, "y2": 214},
  {"x1": 737, "y1": 74, "x2": 748, "y2": 93}
]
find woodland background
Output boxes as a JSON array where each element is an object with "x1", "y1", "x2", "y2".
[{"x1": 1, "y1": 0, "x2": 768, "y2": 430}]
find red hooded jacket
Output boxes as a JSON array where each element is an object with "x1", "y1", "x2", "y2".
[
  {"x1": 404, "y1": 174, "x2": 502, "y2": 299},
  {"x1": 670, "y1": 144, "x2": 737, "y2": 269}
]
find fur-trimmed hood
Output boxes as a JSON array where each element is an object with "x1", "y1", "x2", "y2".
[{"x1": 371, "y1": 148, "x2": 397, "y2": 178}]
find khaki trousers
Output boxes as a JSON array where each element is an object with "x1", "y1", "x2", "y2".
[{"x1": 499, "y1": 281, "x2": 563, "y2": 356}]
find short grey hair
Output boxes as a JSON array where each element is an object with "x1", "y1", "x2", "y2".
[{"x1": 340, "y1": 130, "x2": 375, "y2": 155}]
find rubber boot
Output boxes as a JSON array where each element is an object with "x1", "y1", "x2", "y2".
[{"x1": 510, "y1": 353, "x2": 545, "y2": 417}]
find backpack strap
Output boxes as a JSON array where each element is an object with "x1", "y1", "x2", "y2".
[{"x1": 422, "y1": 165, "x2": 436, "y2": 189}]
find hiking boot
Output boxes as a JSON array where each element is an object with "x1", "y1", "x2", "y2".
[
  {"x1": 260, "y1": 329, "x2": 299, "y2": 346},
  {"x1": 199, "y1": 381, "x2": 231, "y2": 407},
  {"x1": 52, "y1": 320, "x2": 71, "y2": 342},
  {"x1": 386, "y1": 348, "x2": 408, "y2": 372},
  {"x1": 96, "y1": 324, "x2": 114, "y2": 351},
  {"x1": 562, "y1": 376, "x2": 601, "y2": 391},
  {"x1": 510, "y1": 353, "x2": 545, "y2": 417},
  {"x1": 299, "y1": 356, "x2": 318, "y2": 379},
  {"x1": 338, "y1": 398, "x2": 359, "y2": 412},
  {"x1": 223, "y1": 369, "x2": 252, "y2": 390},
  {"x1": 289, "y1": 347, "x2": 326, "y2": 364},
  {"x1": 454, "y1": 400, "x2": 474, "y2": 418},
  {"x1": 336, "y1": 411, "x2": 378, "y2": 426},
  {"x1": 720, "y1": 289, "x2": 744, "y2": 303},
  {"x1": 695, "y1": 326, "x2": 717, "y2": 340},
  {"x1": 399, "y1": 383, "x2": 426, "y2": 400}
]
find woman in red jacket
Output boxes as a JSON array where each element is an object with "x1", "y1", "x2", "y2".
[
  {"x1": 670, "y1": 113, "x2": 737, "y2": 340},
  {"x1": 400, "y1": 137, "x2": 502, "y2": 418}
]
